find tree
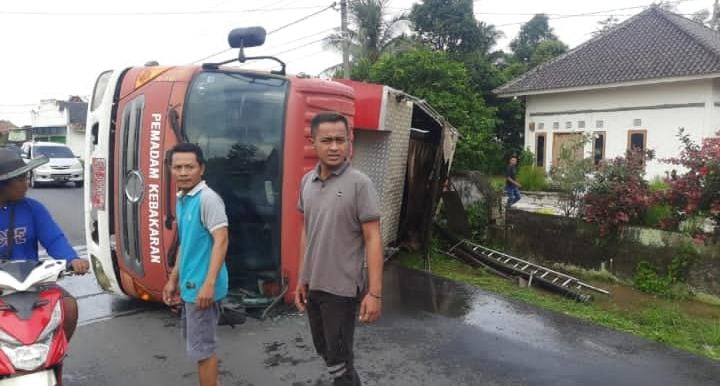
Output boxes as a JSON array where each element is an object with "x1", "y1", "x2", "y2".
[
  {"x1": 583, "y1": 151, "x2": 650, "y2": 236},
  {"x1": 324, "y1": 0, "x2": 410, "y2": 80},
  {"x1": 410, "y1": 0, "x2": 502, "y2": 56},
  {"x1": 509, "y1": 14, "x2": 558, "y2": 64},
  {"x1": 592, "y1": 15, "x2": 620, "y2": 37},
  {"x1": 529, "y1": 39, "x2": 568, "y2": 68},
  {"x1": 368, "y1": 48, "x2": 501, "y2": 172}
]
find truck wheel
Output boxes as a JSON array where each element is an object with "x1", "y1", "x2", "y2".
[{"x1": 75, "y1": 181, "x2": 84, "y2": 188}]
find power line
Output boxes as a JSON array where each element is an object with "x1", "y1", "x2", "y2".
[
  {"x1": 190, "y1": 2, "x2": 337, "y2": 64},
  {"x1": 0, "y1": 5, "x2": 328, "y2": 16}
]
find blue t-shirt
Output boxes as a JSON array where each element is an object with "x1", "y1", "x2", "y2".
[
  {"x1": 0, "y1": 198, "x2": 78, "y2": 262},
  {"x1": 176, "y1": 181, "x2": 229, "y2": 303}
]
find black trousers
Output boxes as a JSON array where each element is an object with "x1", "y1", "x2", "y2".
[{"x1": 307, "y1": 290, "x2": 361, "y2": 386}]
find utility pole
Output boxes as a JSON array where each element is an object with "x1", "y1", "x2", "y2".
[{"x1": 340, "y1": 0, "x2": 351, "y2": 79}]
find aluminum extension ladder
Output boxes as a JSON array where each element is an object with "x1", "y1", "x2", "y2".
[{"x1": 449, "y1": 239, "x2": 610, "y2": 296}]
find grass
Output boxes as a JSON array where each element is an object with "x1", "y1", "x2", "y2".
[{"x1": 396, "y1": 251, "x2": 720, "y2": 360}]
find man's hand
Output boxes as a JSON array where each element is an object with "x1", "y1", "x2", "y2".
[
  {"x1": 195, "y1": 283, "x2": 215, "y2": 310},
  {"x1": 294, "y1": 283, "x2": 308, "y2": 312},
  {"x1": 359, "y1": 294, "x2": 381, "y2": 323},
  {"x1": 162, "y1": 280, "x2": 181, "y2": 306},
  {"x1": 70, "y1": 258, "x2": 90, "y2": 274}
]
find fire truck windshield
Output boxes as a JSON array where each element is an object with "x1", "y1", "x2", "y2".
[{"x1": 183, "y1": 70, "x2": 288, "y2": 292}]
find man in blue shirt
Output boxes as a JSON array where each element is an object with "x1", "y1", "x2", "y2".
[
  {"x1": 162, "y1": 143, "x2": 229, "y2": 386},
  {"x1": 0, "y1": 147, "x2": 90, "y2": 340}
]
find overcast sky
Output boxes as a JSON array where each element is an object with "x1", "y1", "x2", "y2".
[{"x1": 0, "y1": 0, "x2": 713, "y2": 125}]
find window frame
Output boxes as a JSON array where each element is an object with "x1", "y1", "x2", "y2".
[
  {"x1": 593, "y1": 131, "x2": 606, "y2": 166},
  {"x1": 627, "y1": 129, "x2": 647, "y2": 153},
  {"x1": 535, "y1": 133, "x2": 547, "y2": 167}
]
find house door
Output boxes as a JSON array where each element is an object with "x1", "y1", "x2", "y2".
[{"x1": 552, "y1": 133, "x2": 584, "y2": 167}]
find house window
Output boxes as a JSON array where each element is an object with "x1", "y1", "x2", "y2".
[
  {"x1": 596, "y1": 120, "x2": 604, "y2": 129},
  {"x1": 578, "y1": 120, "x2": 586, "y2": 129},
  {"x1": 566, "y1": 121, "x2": 572, "y2": 129},
  {"x1": 536, "y1": 133, "x2": 546, "y2": 167},
  {"x1": 593, "y1": 131, "x2": 606, "y2": 166},
  {"x1": 633, "y1": 118, "x2": 642, "y2": 127},
  {"x1": 529, "y1": 122, "x2": 535, "y2": 131},
  {"x1": 627, "y1": 130, "x2": 647, "y2": 153},
  {"x1": 538, "y1": 122, "x2": 545, "y2": 130},
  {"x1": 553, "y1": 122, "x2": 559, "y2": 129}
]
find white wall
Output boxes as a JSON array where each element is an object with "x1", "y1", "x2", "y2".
[
  {"x1": 31, "y1": 100, "x2": 66, "y2": 127},
  {"x1": 65, "y1": 129, "x2": 85, "y2": 158},
  {"x1": 524, "y1": 79, "x2": 716, "y2": 179}
]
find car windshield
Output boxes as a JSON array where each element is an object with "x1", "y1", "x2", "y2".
[{"x1": 35, "y1": 146, "x2": 74, "y2": 158}]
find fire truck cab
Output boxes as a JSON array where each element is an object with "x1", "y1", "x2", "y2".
[{"x1": 84, "y1": 27, "x2": 458, "y2": 311}]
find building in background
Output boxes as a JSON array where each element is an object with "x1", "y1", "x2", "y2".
[
  {"x1": 495, "y1": 7, "x2": 720, "y2": 179},
  {"x1": 9, "y1": 96, "x2": 89, "y2": 158}
]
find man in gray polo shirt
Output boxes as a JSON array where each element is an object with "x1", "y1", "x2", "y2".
[{"x1": 295, "y1": 112, "x2": 384, "y2": 386}]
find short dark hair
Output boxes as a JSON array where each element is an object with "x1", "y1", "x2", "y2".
[
  {"x1": 310, "y1": 111, "x2": 349, "y2": 138},
  {"x1": 168, "y1": 142, "x2": 205, "y2": 166}
]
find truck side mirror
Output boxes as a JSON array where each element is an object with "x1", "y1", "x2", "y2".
[{"x1": 228, "y1": 27, "x2": 266, "y2": 49}]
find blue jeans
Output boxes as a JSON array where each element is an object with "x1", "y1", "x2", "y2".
[{"x1": 506, "y1": 186, "x2": 521, "y2": 207}]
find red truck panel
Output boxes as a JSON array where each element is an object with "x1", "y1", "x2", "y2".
[{"x1": 335, "y1": 79, "x2": 384, "y2": 130}]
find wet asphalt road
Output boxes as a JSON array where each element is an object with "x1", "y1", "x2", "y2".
[{"x1": 25, "y1": 187, "x2": 720, "y2": 385}]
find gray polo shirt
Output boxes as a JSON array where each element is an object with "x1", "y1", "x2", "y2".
[{"x1": 297, "y1": 161, "x2": 381, "y2": 298}]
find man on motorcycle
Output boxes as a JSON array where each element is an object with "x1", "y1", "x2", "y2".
[{"x1": 0, "y1": 147, "x2": 90, "y2": 340}]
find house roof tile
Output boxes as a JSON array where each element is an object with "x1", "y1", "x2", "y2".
[{"x1": 495, "y1": 7, "x2": 720, "y2": 95}]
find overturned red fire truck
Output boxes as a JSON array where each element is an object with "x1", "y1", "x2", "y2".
[{"x1": 83, "y1": 27, "x2": 458, "y2": 310}]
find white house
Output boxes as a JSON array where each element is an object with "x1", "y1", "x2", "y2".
[
  {"x1": 495, "y1": 6, "x2": 720, "y2": 179},
  {"x1": 30, "y1": 96, "x2": 87, "y2": 158}
]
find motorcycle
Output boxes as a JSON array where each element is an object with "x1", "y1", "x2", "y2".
[{"x1": 0, "y1": 259, "x2": 71, "y2": 386}]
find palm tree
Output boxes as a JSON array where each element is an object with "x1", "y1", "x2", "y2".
[{"x1": 323, "y1": 0, "x2": 411, "y2": 80}]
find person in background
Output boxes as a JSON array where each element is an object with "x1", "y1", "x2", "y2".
[
  {"x1": 0, "y1": 148, "x2": 90, "y2": 340},
  {"x1": 505, "y1": 155, "x2": 522, "y2": 207}
]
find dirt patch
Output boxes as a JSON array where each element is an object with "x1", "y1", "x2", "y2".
[{"x1": 591, "y1": 280, "x2": 720, "y2": 320}]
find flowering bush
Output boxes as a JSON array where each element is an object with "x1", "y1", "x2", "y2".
[
  {"x1": 582, "y1": 150, "x2": 649, "y2": 235},
  {"x1": 659, "y1": 130, "x2": 720, "y2": 241}
]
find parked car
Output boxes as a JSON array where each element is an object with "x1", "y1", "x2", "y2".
[{"x1": 20, "y1": 142, "x2": 84, "y2": 187}]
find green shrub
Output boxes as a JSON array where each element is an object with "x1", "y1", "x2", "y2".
[
  {"x1": 517, "y1": 165, "x2": 548, "y2": 191},
  {"x1": 634, "y1": 244, "x2": 697, "y2": 299},
  {"x1": 648, "y1": 177, "x2": 669, "y2": 193},
  {"x1": 489, "y1": 175, "x2": 505, "y2": 192},
  {"x1": 644, "y1": 203, "x2": 673, "y2": 228},
  {"x1": 519, "y1": 148, "x2": 535, "y2": 167},
  {"x1": 466, "y1": 202, "x2": 490, "y2": 242}
]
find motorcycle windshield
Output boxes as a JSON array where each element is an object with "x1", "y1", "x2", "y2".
[{"x1": 0, "y1": 260, "x2": 43, "y2": 285}]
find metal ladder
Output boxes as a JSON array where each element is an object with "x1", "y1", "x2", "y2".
[{"x1": 449, "y1": 239, "x2": 610, "y2": 296}]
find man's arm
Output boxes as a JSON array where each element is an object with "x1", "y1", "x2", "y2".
[
  {"x1": 294, "y1": 226, "x2": 308, "y2": 312},
  {"x1": 163, "y1": 247, "x2": 182, "y2": 306},
  {"x1": 507, "y1": 176, "x2": 522, "y2": 188},
  {"x1": 359, "y1": 219, "x2": 383, "y2": 323},
  {"x1": 196, "y1": 227, "x2": 228, "y2": 309},
  {"x1": 33, "y1": 201, "x2": 89, "y2": 273}
]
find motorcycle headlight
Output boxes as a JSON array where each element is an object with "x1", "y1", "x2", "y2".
[
  {"x1": 37, "y1": 301, "x2": 62, "y2": 342},
  {"x1": 0, "y1": 302, "x2": 60, "y2": 371},
  {"x1": 0, "y1": 342, "x2": 50, "y2": 371},
  {"x1": 0, "y1": 329, "x2": 50, "y2": 371}
]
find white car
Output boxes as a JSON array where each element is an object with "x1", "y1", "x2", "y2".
[{"x1": 20, "y1": 142, "x2": 84, "y2": 188}]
